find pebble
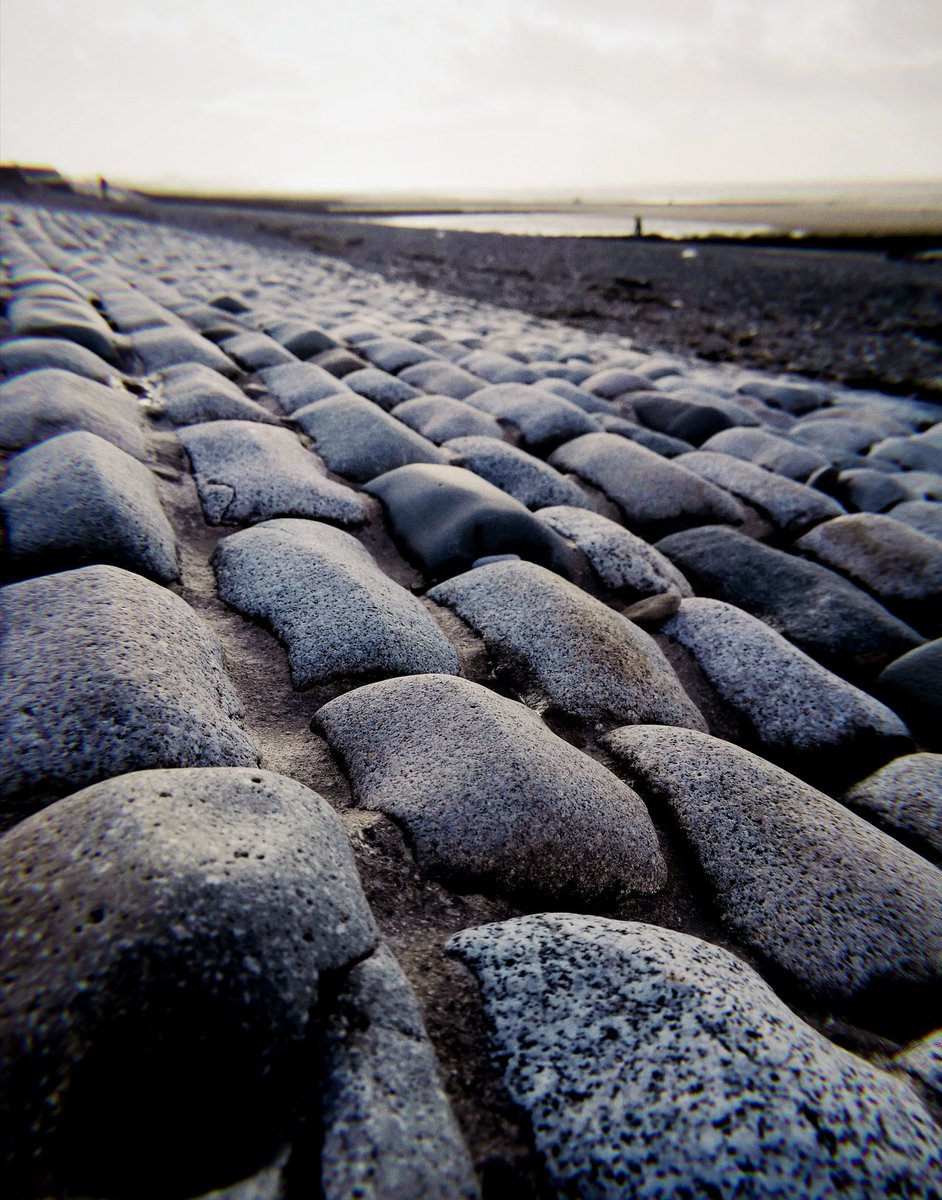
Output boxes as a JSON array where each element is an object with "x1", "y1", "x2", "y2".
[
  {"x1": 316, "y1": 674, "x2": 665, "y2": 902},
  {"x1": 154, "y1": 363, "x2": 276, "y2": 425},
  {"x1": 179, "y1": 420, "x2": 367, "y2": 526},
  {"x1": 446, "y1": 914, "x2": 941, "y2": 1199},
  {"x1": 213, "y1": 519, "x2": 459, "y2": 688},
  {"x1": 393, "y1": 395, "x2": 504, "y2": 442},
  {"x1": 444, "y1": 435, "x2": 593, "y2": 509},
  {"x1": 0, "y1": 565, "x2": 258, "y2": 805},
  {"x1": 844, "y1": 753, "x2": 942, "y2": 859},
  {"x1": 0, "y1": 431, "x2": 180, "y2": 583},
  {"x1": 601, "y1": 725, "x2": 942, "y2": 1000},
  {"x1": 429, "y1": 560, "x2": 706, "y2": 730}
]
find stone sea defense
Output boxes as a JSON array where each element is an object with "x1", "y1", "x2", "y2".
[
  {"x1": 699, "y1": 425, "x2": 830, "y2": 480},
  {"x1": 0, "y1": 367, "x2": 148, "y2": 460},
  {"x1": 790, "y1": 416, "x2": 887, "y2": 458},
  {"x1": 878, "y1": 639, "x2": 942, "y2": 749},
  {"x1": 461, "y1": 382, "x2": 600, "y2": 451},
  {"x1": 151, "y1": 362, "x2": 276, "y2": 425},
  {"x1": 345, "y1": 367, "x2": 421, "y2": 410},
  {"x1": 844, "y1": 753, "x2": 942, "y2": 860},
  {"x1": 0, "y1": 431, "x2": 180, "y2": 583},
  {"x1": 0, "y1": 768, "x2": 476, "y2": 1199},
  {"x1": 179, "y1": 420, "x2": 367, "y2": 526},
  {"x1": 539, "y1": 376, "x2": 616, "y2": 414},
  {"x1": 365, "y1": 463, "x2": 580, "y2": 581},
  {"x1": 257, "y1": 361, "x2": 351, "y2": 412},
  {"x1": 0, "y1": 335, "x2": 123, "y2": 384},
  {"x1": 890, "y1": 499, "x2": 942, "y2": 543},
  {"x1": 0, "y1": 565, "x2": 258, "y2": 807},
  {"x1": 550, "y1": 432, "x2": 745, "y2": 537},
  {"x1": 870, "y1": 429, "x2": 942, "y2": 474},
  {"x1": 736, "y1": 377, "x2": 832, "y2": 413},
  {"x1": 446, "y1": 915, "x2": 941, "y2": 1200},
  {"x1": 358, "y1": 335, "x2": 440, "y2": 373},
  {"x1": 213, "y1": 519, "x2": 459, "y2": 688},
  {"x1": 631, "y1": 393, "x2": 740, "y2": 445},
  {"x1": 7, "y1": 293, "x2": 120, "y2": 362},
  {"x1": 309, "y1": 346, "x2": 371, "y2": 377},
  {"x1": 398, "y1": 359, "x2": 485, "y2": 399},
  {"x1": 601, "y1": 725, "x2": 942, "y2": 1003},
  {"x1": 445, "y1": 435, "x2": 593, "y2": 510},
  {"x1": 220, "y1": 330, "x2": 297, "y2": 371},
  {"x1": 261, "y1": 317, "x2": 337, "y2": 358},
  {"x1": 131, "y1": 325, "x2": 239, "y2": 375},
  {"x1": 581, "y1": 366, "x2": 651, "y2": 397},
  {"x1": 656, "y1": 525, "x2": 924, "y2": 673},
  {"x1": 316, "y1": 674, "x2": 666, "y2": 902},
  {"x1": 394, "y1": 395, "x2": 504, "y2": 442},
  {"x1": 455, "y1": 349, "x2": 538, "y2": 384},
  {"x1": 603, "y1": 414, "x2": 694, "y2": 457},
  {"x1": 430, "y1": 560, "x2": 706, "y2": 730}
]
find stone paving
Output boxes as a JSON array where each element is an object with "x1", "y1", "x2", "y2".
[{"x1": 1, "y1": 200, "x2": 941, "y2": 1199}]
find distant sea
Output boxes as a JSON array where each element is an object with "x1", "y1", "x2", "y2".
[{"x1": 369, "y1": 212, "x2": 781, "y2": 239}]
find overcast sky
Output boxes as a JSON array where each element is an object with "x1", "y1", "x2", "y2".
[{"x1": 2, "y1": 0, "x2": 940, "y2": 195}]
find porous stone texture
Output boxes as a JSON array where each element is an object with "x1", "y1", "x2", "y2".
[
  {"x1": 833, "y1": 468, "x2": 909, "y2": 514},
  {"x1": 429, "y1": 561, "x2": 706, "y2": 730},
  {"x1": 699, "y1": 425, "x2": 829, "y2": 480},
  {"x1": 154, "y1": 363, "x2": 276, "y2": 425},
  {"x1": 896, "y1": 1032, "x2": 942, "y2": 1095},
  {"x1": 0, "y1": 565, "x2": 258, "y2": 805},
  {"x1": 445, "y1": 435, "x2": 593, "y2": 510},
  {"x1": 359, "y1": 336, "x2": 439, "y2": 373},
  {"x1": 888, "y1": 500, "x2": 942, "y2": 543},
  {"x1": 220, "y1": 331, "x2": 297, "y2": 371},
  {"x1": 878, "y1": 640, "x2": 942, "y2": 750},
  {"x1": 675, "y1": 449, "x2": 845, "y2": 532},
  {"x1": 539, "y1": 377, "x2": 616, "y2": 414},
  {"x1": 550, "y1": 433, "x2": 745, "y2": 537},
  {"x1": 791, "y1": 416, "x2": 886, "y2": 457},
  {"x1": 0, "y1": 767, "x2": 377, "y2": 1197},
  {"x1": 660, "y1": 598, "x2": 909, "y2": 765},
  {"x1": 179, "y1": 420, "x2": 367, "y2": 526},
  {"x1": 257, "y1": 362, "x2": 350, "y2": 412},
  {"x1": 8, "y1": 295, "x2": 119, "y2": 362},
  {"x1": 316, "y1": 674, "x2": 666, "y2": 902},
  {"x1": 0, "y1": 431, "x2": 179, "y2": 583},
  {"x1": 394, "y1": 395, "x2": 504, "y2": 442},
  {"x1": 536, "y1": 505, "x2": 693, "y2": 598},
  {"x1": 462, "y1": 383, "x2": 599, "y2": 451},
  {"x1": 737, "y1": 377, "x2": 832, "y2": 413},
  {"x1": 656, "y1": 525, "x2": 924, "y2": 672},
  {"x1": 446, "y1": 915, "x2": 942, "y2": 1200},
  {"x1": 365, "y1": 463, "x2": 579, "y2": 581},
  {"x1": 213, "y1": 519, "x2": 459, "y2": 688},
  {"x1": 601, "y1": 725, "x2": 942, "y2": 1000},
  {"x1": 870, "y1": 431, "x2": 942, "y2": 474},
  {"x1": 844, "y1": 754, "x2": 942, "y2": 859},
  {"x1": 398, "y1": 359, "x2": 485, "y2": 399},
  {"x1": 263, "y1": 318, "x2": 337, "y2": 358},
  {"x1": 631, "y1": 394, "x2": 739, "y2": 445},
  {"x1": 456, "y1": 349, "x2": 537, "y2": 384},
  {"x1": 132, "y1": 325, "x2": 238, "y2": 375},
  {"x1": 292, "y1": 393, "x2": 448, "y2": 482},
  {"x1": 0, "y1": 368, "x2": 148, "y2": 460},
  {"x1": 581, "y1": 366, "x2": 650, "y2": 397},
  {"x1": 344, "y1": 367, "x2": 421, "y2": 410},
  {"x1": 0, "y1": 335, "x2": 122, "y2": 384}
]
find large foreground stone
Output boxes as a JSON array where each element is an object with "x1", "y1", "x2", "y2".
[
  {"x1": 213, "y1": 520, "x2": 459, "y2": 688},
  {"x1": 429, "y1": 561, "x2": 705, "y2": 730},
  {"x1": 316, "y1": 674, "x2": 665, "y2": 902},
  {"x1": 844, "y1": 754, "x2": 942, "y2": 859},
  {"x1": 0, "y1": 566, "x2": 258, "y2": 805},
  {"x1": 179, "y1": 421, "x2": 367, "y2": 526},
  {"x1": 0, "y1": 431, "x2": 179, "y2": 583},
  {"x1": 601, "y1": 726, "x2": 942, "y2": 1001},
  {"x1": 447, "y1": 915, "x2": 941, "y2": 1199}
]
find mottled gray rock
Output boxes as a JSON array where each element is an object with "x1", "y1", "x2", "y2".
[
  {"x1": 344, "y1": 367, "x2": 421, "y2": 411},
  {"x1": 154, "y1": 363, "x2": 275, "y2": 425},
  {"x1": 602, "y1": 725, "x2": 942, "y2": 998},
  {"x1": 538, "y1": 377, "x2": 616, "y2": 414},
  {"x1": 430, "y1": 561, "x2": 705, "y2": 730},
  {"x1": 0, "y1": 767, "x2": 376, "y2": 1196},
  {"x1": 220, "y1": 331, "x2": 297, "y2": 371},
  {"x1": 537, "y1": 505, "x2": 692, "y2": 598},
  {"x1": 675, "y1": 449, "x2": 845, "y2": 532},
  {"x1": 581, "y1": 366, "x2": 650, "y2": 397},
  {"x1": 263, "y1": 318, "x2": 337, "y2": 359},
  {"x1": 0, "y1": 336, "x2": 122, "y2": 384},
  {"x1": 398, "y1": 360, "x2": 485, "y2": 399},
  {"x1": 209, "y1": 292, "x2": 251, "y2": 313},
  {"x1": 844, "y1": 754, "x2": 942, "y2": 858},
  {"x1": 602, "y1": 416, "x2": 693, "y2": 457},
  {"x1": 550, "y1": 433, "x2": 744, "y2": 537},
  {"x1": 257, "y1": 361, "x2": 350, "y2": 413},
  {"x1": 878, "y1": 640, "x2": 942, "y2": 749},
  {"x1": 895, "y1": 470, "x2": 942, "y2": 502},
  {"x1": 359, "y1": 336, "x2": 439, "y2": 373},
  {"x1": 0, "y1": 431, "x2": 179, "y2": 583},
  {"x1": 699, "y1": 426, "x2": 829, "y2": 480},
  {"x1": 445, "y1": 436, "x2": 593, "y2": 510},
  {"x1": 365, "y1": 463, "x2": 579, "y2": 581},
  {"x1": 316, "y1": 674, "x2": 665, "y2": 901},
  {"x1": 179, "y1": 421, "x2": 367, "y2": 526},
  {"x1": 292, "y1": 393, "x2": 448, "y2": 482},
  {"x1": 8, "y1": 295, "x2": 119, "y2": 362},
  {"x1": 0, "y1": 368, "x2": 148, "y2": 460},
  {"x1": 831, "y1": 468, "x2": 909, "y2": 513},
  {"x1": 896, "y1": 1031, "x2": 942, "y2": 1095},
  {"x1": 0, "y1": 565, "x2": 258, "y2": 803},
  {"x1": 320, "y1": 942, "x2": 479, "y2": 1200},
  {"x1": 456, "y1": 349, "x2": 536, "y2": 384},
  {"x1": 394, "y1": 395, "x2": 504, "y2": 442},
  {"x1": 213, "y1": 519, "x2": 458, "y2": 688},
  {"x1": 737, "y1": 377, "x2": 832, "y2": 414},
  {"x1": 463, "y1": 383, "x2": 599, "y2": 451},
  {"x1": 447, "y1": 915, "x2": 941, "y2": 1200},
  {"x1": 891, "y1": 500, "x2": 942, "y2": 543},
  {"x1": 631, "y1": 394, "x2": 740, "y2": 446},
  {"x1": 661, "y1": 598, "x2": 909, "y2": 764},
  {"x1": 870, "y1": 430, "x2": 942, "y2": 474},
  {"x1": 790, "y1": 417, "x2": 885, "y2": 457},
  {"x1": 132, "y1": 325, "x2": 238, "y2": 375},
  {"x1": 656, "y1": 526, "x2": 924, "y2": 671}
]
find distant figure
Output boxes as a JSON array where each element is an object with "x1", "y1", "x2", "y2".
[
  {"x1": 99, "y1": 176, "x2": 109, "y2": 202},
  {"x1": 634, "y1": 215, "x2": 643, "y2": 238}
]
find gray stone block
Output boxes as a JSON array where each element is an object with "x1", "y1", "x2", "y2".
[{"x1": 445, "y1": 436, "x2": 593, "y2": 510}]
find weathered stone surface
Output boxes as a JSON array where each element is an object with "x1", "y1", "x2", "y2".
[
  {"x1": 293, "y1": 393, "x2": 448, "y2": 482},
  {"x1": 632, "y1": 394, "x2": 739, "y2": 446},
  {"x1": 844, "y1": 754, "x2": 942, "y2": 858},
  {"x1": 213, "y1": 519, "x2": 459, "y2": 688},
  {"x1": 878, "y1": 640, "x2": 942, "y2": 749},
  {"x1": 790, "y1": 416, "x2": 885, "y2": 457},
  {"x1": 220, "y1": 331, "x2": 296, "y2": 371},
  {"x1": 263, "y1": 318, "x2": 337, "y2": 359},
  {"x1": 0, "y1": 566, "x2": 258, "y2": 804},
  {"x1": 0, "y1": 431, "x2": 179, "y2": 583},
  {"x1": 394, "y1": 395, "x2": 504, "y2": 442},
  {"x1": 550, "y1": 433, "x2": 745, "y2": 536},
  {"x1": 316, "y1": 674, "x2": 665, "y2": 901},
  {"x1": 656, "y1": 526, "x2": 924, "y2": 671},
  {"x1": 581, "y1": 366, "x2": 650, "y2": 397},
  {"x1": 536, "y1": 505, "x2": 692, "y2": 598},
  {"x1": 445, "y1": 436, "x2": 593, "y2": 510},
  {"x1": 365, "y1": 464, "x2": 579, "y2": 581},
  {"x1": 132, "y1": 325, "x2": 238, "y2": 375},
  {"x1": 344, "y1": 367, "x2": 421, "y2": 411},
  {"x1": 456, "y1": 349, "x2": 537, "y2": 384},
  {"x1": 660, "y1": 598, "x2": 910, "y2": 765},
  {"x1": 398, "y1": 360, "x2": 485, "y2": 399},
  {"x1": 320, "y1": 942, "x2": 479, "y2": 1200},
  {"x1": 154, "y1": 363, "x2": 276, "y2": 425},
  {"x1": 310, "y1": 347, "x2": 371, "y2": 377},
  {"x1": 0, "y1": 767, "x2": 376, "y2": 1197},
  {"x1": 430, "y1": 561, "x2": 705, "y2": 730},
  {"x1": 8, "y1": 295, "x2": 119, "y2": 362},
  {"x1": 891, "y1": 499, "x2": 942, "y2": 543},
  {"x1": 463, "y1": 383, "x2": 599, "y2": 451},
  {"x1": 447, "y1": 915, "x2": 941, "y2": 1200},
  {"x1": 831, "y1": 468, "x2": 909, "y2": 513},
  {"x1": 896, "y1": 1031, "x2": 942, "y2": 1095},
  {"x1": 539, "y1": 376, "x2": 616, "y2": 414},
  {"x1": 0, "y1": 368, "x2": 148, "y2": 460},
  {"x1": 0, "y1": 336, "x2": 122, "y2": 384},
  {"x1": 603, "y1": 416, "x2": 693, "y2": 457},
  {"x1": 257, "y1": 361, "x2": 350, "y2": 412},
  {"x1": 601, "y1": 725, "x2": 942, "y2": 999},
  {"x1": 675, "y1": 449, "x2": 845, "y2": 532},
  {"x1": 700, "y1": 425, "x2": 829, "y2": 480},
  {"x1": 870, "y1": 431, "x2": 942, "y2": 474},
  {"x1": 359, "y1": 336, "x2": 439, "y2": 373},
  {"x1": 737, "y1": 377, "x2": 832, "y2": 413}
]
